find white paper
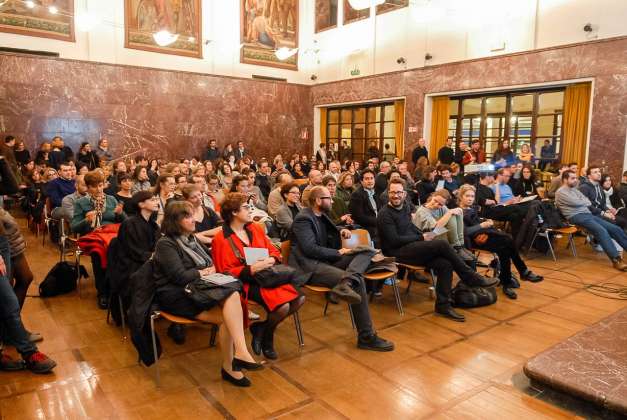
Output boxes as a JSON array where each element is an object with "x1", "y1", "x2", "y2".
[
  {"x1": 202, "y1": 273, "x2": 238, "y2": 285},
  {"x1": 432, "y1": 226, "x2": 449, "y2": 236},
  {"x1": 436, "y1": 180, "x2": 445, "y2": 191},
  {"x1": 243, "y1": 247, "x2": 269, "y2": 265},
  {"x1": 518, "y1": 195, "x2": 537, "y2": 203}
]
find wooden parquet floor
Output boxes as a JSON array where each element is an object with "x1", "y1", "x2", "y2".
[{"x1": 1, "y1": 219, "x2": 626, "y2": 419}]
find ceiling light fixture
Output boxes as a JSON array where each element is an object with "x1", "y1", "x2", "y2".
[
  {"x1": 24, "y1": 0, "x2": 35, "y2": 8},
  {"x1": 153, "y1": 30, "x2": 179, "y2": 47},
  {"x1": 347, "y1": 0, "x2": 384, "y2": 11},
  {"x1": 275, "y1": 47, "x2": 298, "y2": 61}
]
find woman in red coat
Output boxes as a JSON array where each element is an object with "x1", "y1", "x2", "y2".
[{"x1": 212, "y1": 193, "x2": 304, "y2": 360}]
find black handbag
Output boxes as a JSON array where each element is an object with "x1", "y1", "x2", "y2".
[
  {"x1": 226, "y1": 236, "x2": 298, "y2": 288},
  {"x1": 184, "y1": 275, "x2": 241, "y2": 308}
]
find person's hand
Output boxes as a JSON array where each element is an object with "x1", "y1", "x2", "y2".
[
  {"x1": 423, "y1": 232, "x2": 436, "y2": 241},
  {"x1": 340, "y1": 214, "x2": 353, "y2": 225},
  {"x1": 480, "y1": 219, "x2": 494, "y2": 228},
  {"x1": 604, "y1": 211, "x2": 616, "y2": 220},
  {"x1": 485, "y1": 199, "x2": 496, "y2": 206},
  {"x1": 251, "y1": 257, "x2": 274, "y2": 274},
  {"x1": 338, "y1": 247, "x2": 352, "y2": 255},
  {"x1": 199, "y1": 266, "x2": 216, "y2": 276},
  {"x1": 449, "y1": 208, "x2": 463, "y2": 216},
  {"x1": 609, "y1": 208, "x2": 618, "y2": 215},
  {"x1": 85, "y1": 210, "x2": 97, "y2": 222},
  {"x1": 114, "y1": 203, "x2": 124, "y2": 214},
  {"x1": 0, "y1": 255, "x2": 6, "y2": 276},
  {"x1": 340, "y1": 229, "x2": 352, "y2": 239}
]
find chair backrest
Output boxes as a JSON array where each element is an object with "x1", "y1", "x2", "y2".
[
  {"x1": 342, "y1": 229, "x2": 371, "y2": 249},
  {"x1": 280, "y1": 240, "x2": 291, "y2": 261},
  {"x1": 293, "y1": 178, "x2": 309, "y2": 186}
]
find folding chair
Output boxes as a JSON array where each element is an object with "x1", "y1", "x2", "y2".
[
  {"x1": 528, "y1": 225, "x2": 578, "y2": 261},
  {"x1": 396, "y1": 263, "x2": 437, "y2": 299},
  {"x1": 149, "y1": 310, "x2": 219, "y2": 387}
]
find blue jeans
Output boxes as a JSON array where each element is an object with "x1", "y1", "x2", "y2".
[
  {"x1": 569, "y1": 213, "x2": 627, "y2": 260},
  {"x1": 0, "y1": 236, "x2": 36, "y2": 356}
]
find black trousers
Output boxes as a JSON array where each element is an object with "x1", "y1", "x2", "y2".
[
  {"x1": 393, "y1": 239, "x2": 478, "y2": 310},
  {"x1": 307, "y1": 251, "x2": 375, "y2": 337},
  {"x1": 90, "y1": 254, "x2": 108, "y2": 298},
  {"x1": 474, "y1": 232, "x2": 527, "y2": 287},
  {"x1": 484, "y1": 203, "x2": 529, "y2": 237}
]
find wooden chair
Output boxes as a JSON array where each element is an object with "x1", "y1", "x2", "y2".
[
  {"x1": 396, "y1": 263, "x2": 437, "y2": 300},
  {"x1": 280, "y1": 241, "x2": 355, "y2": 331},
  {"x1": 528, "y1": 225, "x2": 578, "y2": 261},
  {"x1": 149, "y1": 310, "x2": 219, "y2": 387},
  {"x1": 341, "y1": 229, "x2": 403, "y2": 315}
]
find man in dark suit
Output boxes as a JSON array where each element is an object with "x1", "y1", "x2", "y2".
[
  {"x1": 202, "y1": 139, "x2": 220, "y2": 162},
  {"x1": 234, "y1": 140, "x2": 247, "y2": 161},
  {"x1": 289, "y1": 186, "x2": 394, "y2": 352},
  {"x1": 437, "y1": 138, "x2": 455, "y2": 165},
  {"x1": 349, "y1": 169, "x2": 381, "y2": 247}
]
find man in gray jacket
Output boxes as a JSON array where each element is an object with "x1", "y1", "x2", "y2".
[{"x1": 555, "y1": 170, "x2": 627, "y2": 271}]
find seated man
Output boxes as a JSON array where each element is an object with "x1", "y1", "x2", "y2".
[
  {"x1": 57, "y1": 175, "x2": 87, "y2": 224},
  {"x1": 475, "y1": 171, "x2": 528, "y2": 238},
  {"x1": 348, "y1": 169, "x2": 380, "y2": 247},
  {"x1": 377, "y1": 179, "x2": 499, "y2": 322},
  {"x1": 546, "y1": 163, "x2": 570, "y2": 199},
  {"x1": 48, "y1": 161, "x2": 76, "y2": 212},
  {"x1": 579, "y1": 165, "x2": 627, "y2": 231},
  {"x1": 556, "y1": 170, "x2": 627, "y2": 272},
  {"x1": 289, "y1": 186, "x2": 394, "y2": 352},
  {"x1": 301, "y1": 169, "x2": 323, "y2": 206},
  {"x1": 413, "y1": 190, "x2": 475, "y2": 263}
]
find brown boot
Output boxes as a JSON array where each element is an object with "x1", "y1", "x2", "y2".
[{"x1": 612, "y1": 258, "x2": 627, "y2": 272}]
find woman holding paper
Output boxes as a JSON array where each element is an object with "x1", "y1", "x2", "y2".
[
  {"x1": 212, "y1": 193, "x2": 304, "y2": 361},
  {"x1": 458, "y1": 185, "x2": 543, "y2": 301},
  {"x1": 153, "y1": 201, "x2": 262, "y2": 387}
]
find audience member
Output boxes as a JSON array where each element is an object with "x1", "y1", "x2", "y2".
[
  {"x1": 539, "y1": 139, "x2": 555, "y2": 170},
  {"x1": 131, "y1": 166, "x2": 151, "y2": 194},
  {"x1": 183, "y1": 184, "x2": 222, "y2": 246},
  {"x1": 13, "y1": 138, "x2": 31, "y2": 166},
  {"x1": 203, "y1": 139, "x2": 221, "y2": 162},
  {"x1": 349, "y1": 169, "x2": 381, "y2": 247},
  {"x1": 114, "y1": 173, "x2": 135, "y2": 214},
  {"x1": 464, "y1": 140, "x2": 485, "y2": 165},
  {"x1": 55, "y1": 174, "x2": 87, "y2": 223},
  {"x1": 518, "y1": 143, "x2": 534, "y2": 163},
  {"x1": 437, "y1": 138, "x2": 455, "y2": 165},
  {"x1": 411, "y1": 138, "x2": 429, "y2": 165},
  {"x1": 374, "y1": 161, "x2": 391, "y2": 197},
  {"x1": 578, "y1": 165, "x2": 627, "y2": 231},
  {"x1": 491, "y1": 139, "x2": 516, "y2": 168},
  {"x1": 322, "y1": 175, "x2": 353, "y2": 226},
  {"x1": 600, "y1": 174, "x2": 627, "y2": 226},
  {"x1": 154, "y1": 174, "x2": 176, "y2": 225},
  {"x1": 46, "y1": 162, "x2": 76, "y2": 209},
  {"x1": 95, "y1": 138, "x2": 112, "y2": 163},
  {"x1": 77, "y1": 142, "x2": 100, "y2": 170},
  {"x1": 301, "y1": 169, "x2": 323, "y2": 206},
  {"x1": 254, "y1": 159, "x2": 272, "y2": 199},
  {"x1": 275, "y1": 182, "x2": 302, "y2": 240},
  {"x1": 511, "y1": 164, "x2": 542, "y2": 198},
  {"x1": 555, "y1": 170, "x2": 627, "y2": 272}
]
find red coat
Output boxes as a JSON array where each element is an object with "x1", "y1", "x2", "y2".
[
  {"x1": 211, "y1": 222, "x2": 299, "y2": 312},
  {"x1": 77, "y1": 223, "x2": 120, "y2": 268}
]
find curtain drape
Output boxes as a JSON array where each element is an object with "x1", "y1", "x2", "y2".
[
  {"x1": 430, "y1": 96, "x2": 450, "y2": 157},
  {"x1": 319, "y1": 108, "x2": 327, "y2": 151},
  {"x1": 561, "y1": 83, "x2": 591, "y2": 166},
  {"x1": 394, "y1": 100, "x2": 405, "y2": 158}
]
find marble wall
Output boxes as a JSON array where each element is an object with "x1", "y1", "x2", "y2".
[
  {"x1": 311, "y1": 36, "x2": 627, "y2": 177},
  {"x1": 0, "y1": 54, "x2": 312, "y2": 162}
]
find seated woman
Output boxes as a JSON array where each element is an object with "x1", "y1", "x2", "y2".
[
  {"x1": 601, "y1": 174, "x2": 627, "y2": 231},
  {"x1": 518, "y1": 143, "x2": 534, "y2": 163},
  {"x1": 322, "y1": 175, "x2": 353, "y2": 225},
  {"x1": 413, "y1": 190, "x2": 475, "y2": 264},
  {"x1": 511, "y1": 163, "x2": 543, "y2": 198},
  {"x1": 153, "y1": 201, "x2": 262, "y2": 387},
  {"x1": 274, "y1": 182, "x2": 303, "y2": 240},
  {"x1": 114, "y1": 173, "x2": 135, "y2": 214},
  {"x1": 335, "y1": 172, "x2": 355, "y2": 209},
  {"x1": 212, "y1": 193, "x2": 305, "y2": 360},
  {"x1": 131, "y1": 166, "x2": 151, "y2": 194},
  {"x1": 154, "y1": 173, "x2": 176, "y2": 225},
  {"x1": 71, "y1": 170, "x2": 126, "y2": 309},
  {"x1": 491, "y1": 139, "x2": 516, "y2": 168},
  {"x1": 458, "y1": 185, "x2": 543, "y2": 300},
  {"x1": 290, "y1": 162, "x2": 307, "y2": 180},
  {"x1": 183, "y1": 184, "x2": 222, "y2": 245}
]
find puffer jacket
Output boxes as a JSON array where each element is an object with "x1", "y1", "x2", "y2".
[{"x1": 0, "y1": 209, "x2": 26, "y2": 257}]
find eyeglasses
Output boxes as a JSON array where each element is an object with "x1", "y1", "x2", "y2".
[
  {"x1": 389, "y1": 191, "x2": 404, "y2": 196},
  {"x1": 319, "y1": 196, "x2": 332, "y2": 200},
  {"x1": 240, "y1": 204, "x2": 252, "y2": 211},
  {"x1": 288, "y1": 191, "x2": 300, "y2": 195}
]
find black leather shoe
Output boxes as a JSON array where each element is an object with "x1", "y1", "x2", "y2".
[
  {"x1": 503, "y1": 287, "x2": 518, "y2": 299},
  {"x1": 167, "y1": 324, "x2": 186, "y2": 345},
  {"x1": 232, "y1": 357, "x2": 264, "y2": 372},
  {"x1": 521, "y1": 270, "x2": 544, "y2": 283},
  {"x1": 249, "y1": 322, "x2": 265, "y2": 356},
  {"x1": 221, "y1": 368, "x2": 251, "y2": 387},
  {"x1": 464, "y1": 275, "x2": 499, "y2": 288},
  {"x1": 357, "y1": 333, "x2": 394, "y2": 352},
  {"x1": 510, "y1": 275, "x2": 520, "y2": 289},
  {"x1": 331, "y1": 281, "x2": 362, "y2": 304},
  {"x1": 435, "y1": 307, "x2": 466, "y2": 322},
  {"x1": 97, "y1": 295, "x2": 109, "y2": 310},
  {"x1": 261, "y1": 339, "x2": 278, "y2": 360}
]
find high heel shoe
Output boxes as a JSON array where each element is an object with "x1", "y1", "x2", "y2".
[
  {"x1": 221, "y1": 368, "x2": 251, "y2": 387},
  {"x1": 232, "y1": 357, "x2": 264, "y2": 372}
]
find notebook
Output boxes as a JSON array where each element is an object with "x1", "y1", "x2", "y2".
[{"x1": 243, "y1": 247, "x2": 269, "y2": 265}]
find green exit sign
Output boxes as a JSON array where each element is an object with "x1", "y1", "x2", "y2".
[{"x1": 350, "y1": 68, "x2": 360, "y2": 76}]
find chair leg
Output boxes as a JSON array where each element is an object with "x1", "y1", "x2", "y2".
[
  {"x1": 119, "y1": 295, "x2": 127, "y2": 340},
  {"x1": 347, "y1": 304, "x2": 356, "y2": 330},
  {"x1": 528, "y1": 228, "x2": 540, "y2": 254},
  {"x1": 209, "y1": 324, "x2": 218, "y2": 347},
  {"x1": 150, "y1": 313, "x2": 160, "y2": 387},
  {"x1": 544, "y1": 232, "x2": 556, "y2": 261},
  {"x1": 391, "y1": 275, "x2": 404, "y2": 316},
  {"x1": 323, "y1": 300, "x2": 329, "y2": 316},
  {"x1": 568, "y1": 234, "x2": 578, "y2": 257},
  {"x1": 404, "y1": 269, "x2": 412, "y2": 296},
  {"x1": 429, "y1": 270, "x2": 437, "y2": 300},
  {"x1": 75, "y1": 250, "x2": 82, "y2": 298},
  {"x1": 293, "y1": 311, "x2": 304, "y2": 347}
]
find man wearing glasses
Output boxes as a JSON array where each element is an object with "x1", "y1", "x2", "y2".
[
  {"x1": 377, "y1": 179, "x2": 499, "y2": 322},
  {"x1": 289, "y1": 186, "x2": 394, "y2": 352}
]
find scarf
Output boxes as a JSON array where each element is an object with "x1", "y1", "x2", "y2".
[
  {"x1": 89, "y1": 194, "x2": 106, "y2": 229},
  {"x1": 176, "y1": 235, "x2": 212, "y2": 269}
]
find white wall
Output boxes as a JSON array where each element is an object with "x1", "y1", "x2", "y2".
[
  {"x1": 311, "y1": 0, "x2": 627, "y2": 83},
  {"x1": 1, "y1": 0, "x2": 626, "y2": 84}
]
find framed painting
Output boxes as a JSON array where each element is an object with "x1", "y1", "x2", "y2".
[
  {"x1": 0, "y1": 0, "x2": 75, "y2": 42},
  {"x1": 343, "y1": 0, "x2": 370, "y2": 25},
  {"x1": 240, "y1": 0, "x2": 299, "y2": 71},
  {"x1": 315, "y1": 0, "x2": 337, "y2": 33},
  {"x1": 124, "y1": 0, "x2": 202, "y2": 58},
  {"x1": 376, "y1": 0, "x2": 408, "y2": 15}
]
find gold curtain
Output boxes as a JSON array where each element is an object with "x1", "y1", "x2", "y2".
[
  {"x1": 394, "y1": 100, "x2": 405, "y2": 157},
  {"x1": 319, "y1": 107, "x2": 327, "y2": 151},
  {"x1": 430, "y1": 96, "x2": 450, "y2": 158},
  {"x1": 561, "y1": 83, "x2": 591, "y2": 166}
]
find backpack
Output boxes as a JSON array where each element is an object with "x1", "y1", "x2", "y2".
[
  {"x1": 451, "y1": 282, "x2": 497, "y2": 308},
  {"x1": 539, "y1": 202, "x2": 567, "y2": 229},
  {"x1": 39, "y1": 262, "x2": 87, "y2": 297}
]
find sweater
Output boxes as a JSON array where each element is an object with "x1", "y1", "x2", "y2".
[
  {"x1": 376, "y1": 203, "x2": 424, "y2": 257},
  {"x1": 0, "y1": 209, "x2": 26, "y2": 257},
  {"x1": 47, "y1": 177, "x2": 76, "y2": 208},
  {"x1": 555, "y1": 186, "x2": 592, "y2": 219}
]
